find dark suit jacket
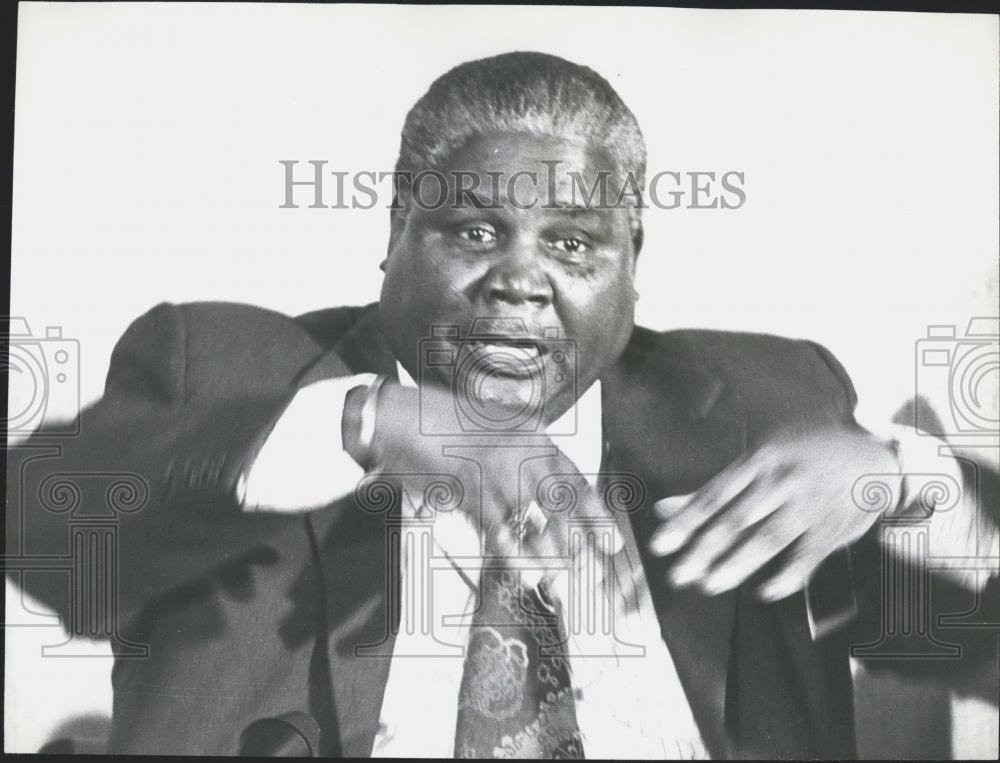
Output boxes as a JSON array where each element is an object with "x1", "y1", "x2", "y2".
[{"x1": 6, "y1": 301, "x2": 996, "y2": 758}]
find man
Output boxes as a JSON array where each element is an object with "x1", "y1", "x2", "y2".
[{"x1": 7, "y1": 51, "x2": 998, "y2": 758}]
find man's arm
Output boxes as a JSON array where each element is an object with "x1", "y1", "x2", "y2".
[
  {"x1": 648, "y1": 338, "x2": 999, "y2": 599},
  {"x1": 5, "y1": 302, "x2": 356, "y2": 627}
]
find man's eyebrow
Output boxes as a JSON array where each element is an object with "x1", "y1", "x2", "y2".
[
  {"x1": 447, "y1": 189, "x2": 612, "y2": 215},
  {"x1": 543, "y1": 201, "x2": 609, "y2": 216},
  {"x1": 452, "y1": 189, "x2": 503, "y2": 209}
]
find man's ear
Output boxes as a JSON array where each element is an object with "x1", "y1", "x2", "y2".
[
  {"x1": 384, "y1": 192, "x2": 410, "y2": 271},
  {"x1": 631, "y1": 220, "x2": 644, "y2": 261}
]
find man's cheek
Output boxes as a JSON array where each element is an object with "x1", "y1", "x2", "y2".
[{"x1": 423, "y1": 247, "x2": 480, "y2": 291}]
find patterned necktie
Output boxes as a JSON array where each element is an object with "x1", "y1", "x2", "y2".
[{"x1": 454, "y1": 562, "x2": 585, "y2": 759}]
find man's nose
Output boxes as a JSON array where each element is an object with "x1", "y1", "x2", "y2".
[{"x1": 481, "y1": 246, "x2": 552, "y2": 308}]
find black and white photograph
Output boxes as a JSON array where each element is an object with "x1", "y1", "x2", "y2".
[{"x1": 3, "y1": 2, "x2": 998, "y2": 758}]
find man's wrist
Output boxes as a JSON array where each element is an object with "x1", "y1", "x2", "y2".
[
  {"x1": 853, "y1": 420, "x2": 909, "y2": 518},
  {"x1": 342, "y1": 383, "x2": 369, "y2": 467},
  {"x1": 881, "y1": 434, "x2": 908, "y2": 515},
  {"x1": 343, "y1": 376, "x2": 395, "y2": 469}
]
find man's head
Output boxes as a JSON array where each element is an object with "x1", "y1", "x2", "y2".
[{"x1": 378, "y1": 51, "x2": 646, "y2": 424}]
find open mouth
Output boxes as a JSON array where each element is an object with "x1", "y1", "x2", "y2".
[{"x1": 460, "y1": 340, "x2": 547, "y2": 379}]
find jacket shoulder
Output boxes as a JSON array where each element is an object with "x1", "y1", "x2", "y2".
[
  {"x1": 633, "y1": 325, "x2": 829, "y2": 373},
  {"x1": 294, "y1": 303, "x2": 376, "y2": 350},
  {"x1": 107, "y1": 301, "x2": 331, "y2": 401},
  {"x1": 630, "y1": 325, "x2": 857, "y2": 423}
]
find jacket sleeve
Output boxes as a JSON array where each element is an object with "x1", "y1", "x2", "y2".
[
  {"x1": 5, "y1": 302, "x2": 348, "y2": 631},
  {"x1": 804, "y1": 339, "x2": 860, "y2": 416}
]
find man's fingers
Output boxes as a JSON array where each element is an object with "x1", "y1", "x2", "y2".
[
  {"x1": 663, "y1": 478, "x2": 789, "y2": 582},
  {"x1": 526, "y1": 489, "x2": 623, "y2": 562},
  {"x1": 681, "y1": 510, "x2": 804, "y2": 595},
  {"x1": 649, "y1": 455, "x2": 760, "y2": 556},
  {"x1": 755, "y1": 539, "x2": 823, "y2": 602},
  {"x1": 523, "y1": 452, "x2": 624, "y2": 557},
  {"x1": 581, "y1": 484, "x2": 626, "y2": 555},
  {"x1": 651, "y1": 491, "x2": 695, "y2": 519},
  {"x1": 532, "y1": 510, "x2": 567, "y2": 559},
  {"x1": 490, "y1": 521, "x2": 520, "y2": 559}
]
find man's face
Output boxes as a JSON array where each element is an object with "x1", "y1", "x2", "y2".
[{"x1": 379, "y1": 131, "x2": 639, "y2": 424}]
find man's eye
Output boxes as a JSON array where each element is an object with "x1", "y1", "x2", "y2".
[
  {"x1": 456, "y1": 225, "x2": 497, "y2": 245},
  {"x1": 549, "y1": 237, "x2": 588, "y2": 255}
]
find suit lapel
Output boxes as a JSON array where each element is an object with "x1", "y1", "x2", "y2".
[
  {"x1": 306, "y1": 497, "x2": 398, "y2": 756},
  {"x1": 601, "y1": 330, "x2": 748, "y2": 760},
  {"x1": 297, "y1": 305, "x2": 401, "y2": 756}
]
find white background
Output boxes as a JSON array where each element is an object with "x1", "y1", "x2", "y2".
[{"x1": 6, "y1": 2, "x2": 999, "y2": 755}]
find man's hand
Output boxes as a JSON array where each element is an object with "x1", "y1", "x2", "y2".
[
  {"x1": 648, "y1": 427, "x2": 901, "y2": 601},
  {"x1": 353, "y1": 379, "x2": 618, "y2": 562}
]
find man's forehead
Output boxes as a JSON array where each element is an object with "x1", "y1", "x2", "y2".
[
  {"x1": 435, "y1": 131, "x2": 630, "y2": 211},
  {"x1": 444, "y1": 131, "x2": 613, "y2": 174}
]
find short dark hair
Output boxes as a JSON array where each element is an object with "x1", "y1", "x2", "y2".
[{"x1": 394, "y1": 51, "x2": 647, "y2": 248}]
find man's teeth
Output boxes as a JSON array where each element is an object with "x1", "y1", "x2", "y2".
[{"x1": 478, "y1": 343, "x2": 540, "y2": 358}]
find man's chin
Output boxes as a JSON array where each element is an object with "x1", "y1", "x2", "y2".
[
  {"x1": 473, "y1": 372, "x2": 540, "y2": 406},
  {"x1": 461, "y1": 374, "x2": 572, "y2": 431}
]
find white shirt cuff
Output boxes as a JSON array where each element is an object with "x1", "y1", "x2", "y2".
[
  {"x1": 857, "y1": 413, "x2": 999, "y2": 588},
  {"x1": 241, "y1": 373, "x2": 377, "y2": 512}
]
